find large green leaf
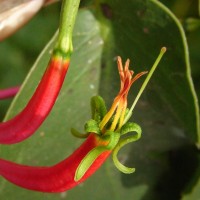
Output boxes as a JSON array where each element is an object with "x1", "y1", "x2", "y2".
[
  {"x1": 97, "y1": 0, "x2": 199, "y2": 142},
  {"x1": 94, "y1": 0, "x2": 199, "y2": 199},
  {"x1": 0, "y1": 0, "x2": 199, "y2": 199}
]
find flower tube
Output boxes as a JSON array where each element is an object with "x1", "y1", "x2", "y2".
[{"x1": 0, "y1": 0, "x2": 80, "y2": 144}]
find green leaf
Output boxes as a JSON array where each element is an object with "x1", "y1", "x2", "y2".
[
  {"x1": 95, "y1": 0, "x2": 199, "y2": 199},
  {"x1": 97, "y1": 0, "x2": 199, "y2": 143}
]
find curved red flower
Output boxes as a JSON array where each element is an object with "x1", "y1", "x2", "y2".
[{"x1": 0, "y1": 55, "x2": 70, "y2": 144}]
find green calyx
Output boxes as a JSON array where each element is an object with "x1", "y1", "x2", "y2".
[
  {"x1": 71, "y1": 96, "x2": 142, "y2": 182},
  {"x1": 53, "y1": 46, "x2": 72, "y2": 61}
]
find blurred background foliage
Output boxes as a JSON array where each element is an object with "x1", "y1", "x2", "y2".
[{"x1": 0, "y1": 0, "x2": 200, "y2": 199}]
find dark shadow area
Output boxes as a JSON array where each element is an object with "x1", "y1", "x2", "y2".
[
  {"x1": 120, "y1": 144, "x2": 199, "y2": 200},
  {"x1": 154, "y1": 145, "x2": 199, "y2": 200}
]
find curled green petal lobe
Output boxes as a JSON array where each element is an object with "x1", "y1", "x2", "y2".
[
  {"x1": 120, "y1": 122, "x2": 142, "y2": 139},
  {"x1": 91, "y1": 96, "x2": 107, "y2": 122},
  {"x1": 74, "y1": 146, "x2": 107, "y2": 182},
  {"x1": 84, "y1": 119, "x2": 101, "y2": 134},
  {"x1": 112, "y1": 123, "x2": 142, "y2": 173},
  {"x1": 104, "y1": 130, "x2": 120, "y2": 149},
  {"x1": 71, "y1": 128, "x2": 90, "y2": 138}
]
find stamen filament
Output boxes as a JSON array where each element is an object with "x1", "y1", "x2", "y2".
[
  {"x1": 131, "y1": 71, "x2": 148, "y2": 84},
  {"x1": 110, "y1": 99, "x2": 124, "y2": 131},
  {"x1": 99, "y1": 98, "x2": 119, "y2": 131},
  {"x1": 118, "y1": 100, "x2": 127, "y2": 130}
]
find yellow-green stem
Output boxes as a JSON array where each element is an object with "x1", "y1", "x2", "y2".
[
  {"x1": 54, "y1": 0, "x2": 80, "y2": 57},
  {"x1": 124, "y1": 47, "x2": 167, "y2": 124}
]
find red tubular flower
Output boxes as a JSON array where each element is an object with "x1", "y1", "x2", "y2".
[
  {"x1": 0, "y1": 134, "x2": 110, "y2": 192},
  {"x1": 0, "y1": 86, "x2": 20, "y2": 99},
  {"x1": 0, "y1": 54, "x2": 70, "y2": 144},
  {"x1": 0, "y1": 0, "x2": 80, "y2": 144},
  {"x1": 0, "y1": 56, "x2": 146, "y2": 192}
]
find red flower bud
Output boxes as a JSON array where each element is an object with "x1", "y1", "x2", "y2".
[{"x1": 0, "y1": 55, "x2": 70, "y2": 144}]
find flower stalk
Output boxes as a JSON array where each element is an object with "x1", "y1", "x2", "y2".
[{"x1": 0, "y1": 0, "x2": 80, "y2": 144}]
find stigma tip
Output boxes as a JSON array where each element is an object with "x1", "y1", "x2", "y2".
[{"x1": 161, "y1": 47, "x2": 167, "y2": 53}]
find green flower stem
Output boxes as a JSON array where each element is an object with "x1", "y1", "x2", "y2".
[
  {"x1": 54, "y1": 0, "x2": 80, "y2": 57},
  {"x1": 124, "y1": 47, "x2": 167, "y2": 124}
]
